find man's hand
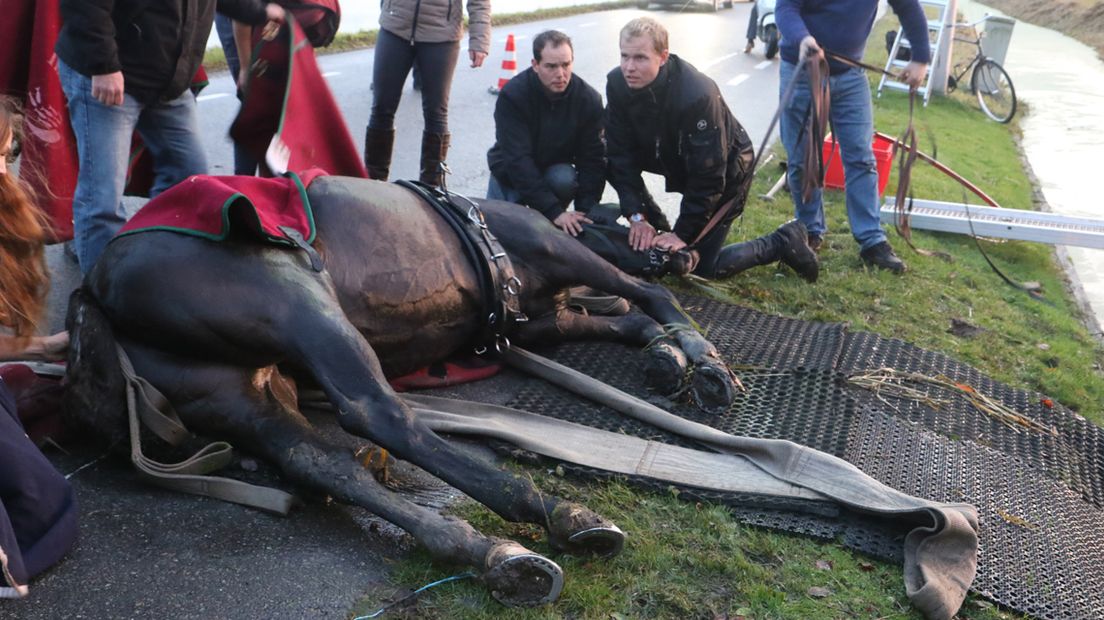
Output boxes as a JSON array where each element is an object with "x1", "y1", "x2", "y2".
[
  {"x1": 553, "y1": 211, "x2": 593, "y2": 237},
  {"x1": 628, "y1": 219, "x2": 657, "y2": 251},
  {"x1": 899, "y1": 61, "x2": 928, "y2": 89},
  {"x1": 654, "y1": 232, "x2": 687, "y2": 252},
  {"x1": 265, "y1": 3, "x2": 286, "y2": 23},
  {"x1": 91, "y1": 72, "x2": 125, "y2": 106},
  {"x1": 799, "y1": 35, "x2": 821, "y2": 62},
  {"x1": 470, "y1": 50, "x2": 487, "y2": 68}
]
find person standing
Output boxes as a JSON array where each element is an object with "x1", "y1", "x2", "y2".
[
  {"x1": 486, "y1": 30, "x2": 605, "y2": 237},
  {"x1": 776, "y1": 0, "x2": 930, "y2": 273},
  {"x1": 605, "y1": 17, "x2": 818, "y2": 282},
  {"x1": 53, "y1": 0, "x2": 284, "y2": 274},
  {"x1": 365, "y1": 0, "x2": 490, "y2": 186}
]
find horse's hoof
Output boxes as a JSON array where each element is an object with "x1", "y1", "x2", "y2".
[
  {"x1": 548, "y1": 502, "x2": 626, "y2": 558},
  {"x1": 644, "y1": 341, "x2": 688, "y2": 396},
  {"x1": 691, "y1": 362, "x2": 738, "y2": 414},
  {"x1": 482, "y1": 542, "x2": 564, "y2": 607}
]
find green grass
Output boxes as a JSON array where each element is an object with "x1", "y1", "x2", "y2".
[{"x1": 347, "y1": 12, "x2": 1100, "y2": 620}]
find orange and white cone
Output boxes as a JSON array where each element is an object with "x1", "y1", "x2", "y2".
[{"x1": 488, "y1": 34, "x2": 518, "y2": 95}]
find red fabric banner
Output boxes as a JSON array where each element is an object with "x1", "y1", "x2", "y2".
[
  {"x1": 231, "y1": 18, "x2": 367, "y2": 179},
  {"x1": 0, "y1": 0, "x2": 77, "y2": 242}
]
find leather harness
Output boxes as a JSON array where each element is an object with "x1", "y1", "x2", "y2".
[{"x1": 397, "y1": 180, "x2": 528, "y2": 353}]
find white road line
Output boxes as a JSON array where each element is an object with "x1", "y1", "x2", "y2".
[
  {"x1": 755, "y1": 60, "x2": 773, "y2": 70},
  {"x1": 701, "y1": 52, "x2": 740, "y2": 71},
  {"x1": 196, "y1": 93, "x2": 230, "y2": 102},
  {"x1": 726, "y1": 73, "x2": 750, "y2": 87},
  {"x1": 322, "y1": 71, "x2": 341, "y2": 77}
]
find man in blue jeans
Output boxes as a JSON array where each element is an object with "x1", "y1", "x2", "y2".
[
  {"x1": 776, "y1": 0, "x2": 929, "y2": 273},
  {"x1": 54, "y1": 0, "x2": 284, "y2": 274}
]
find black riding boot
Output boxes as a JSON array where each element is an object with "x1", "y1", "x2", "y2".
[
  {"x1": 419, "y1": 131, "x2": 451, "y2": 187},
  {"x1": 364, "y1": 127, "x2": 395, "y2": 181},
  {"x1": 713, "y1": 220, "x2": 819, "y2": 282}
]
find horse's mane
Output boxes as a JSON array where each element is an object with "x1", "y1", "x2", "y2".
[{"x1": 0, "y1": 97, "x2": 50, "y2": 339}]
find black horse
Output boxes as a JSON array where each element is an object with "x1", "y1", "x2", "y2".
[{"x1": 64, "y1": 176, "x2": 740, "y2": 606}]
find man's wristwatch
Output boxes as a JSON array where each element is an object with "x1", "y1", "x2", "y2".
[{"x1": 630, "y1": 213, "x2": 646, "y2": 224}]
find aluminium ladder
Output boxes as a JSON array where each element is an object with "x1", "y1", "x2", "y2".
[
  {"x1": 878, "y1": 0, "x2": 949, "y2": 106},
  {"x1": 880, "y1": 198, "x2": 1104, "y2": 249}
]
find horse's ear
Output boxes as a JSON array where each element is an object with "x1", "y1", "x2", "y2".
[{"x1": 63, "y1": 288, "x2": 128, "y2": 450}]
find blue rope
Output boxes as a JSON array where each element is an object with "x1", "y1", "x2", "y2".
[{"x1": 354, "y1": 571, "x2": 478, "y2": 619}]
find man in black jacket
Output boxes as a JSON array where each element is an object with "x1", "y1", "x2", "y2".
[
  {"x1": 54, "y1": 0, "x2": 283, "y2": 274},
  {"x1": 487, "y1": 30, "x2": 605, "y2": 237},
  {"x1": 605, "y1": 17, "x2": 817, "y2": 282}
]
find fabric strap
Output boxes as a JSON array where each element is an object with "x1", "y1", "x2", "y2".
[{"x1": 116, "y1": 345, "x2": 295, "y2": 515}]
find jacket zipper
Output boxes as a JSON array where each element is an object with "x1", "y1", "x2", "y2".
[{"x1": 410, "y1": 0, "x2": 423, "y2": 43}]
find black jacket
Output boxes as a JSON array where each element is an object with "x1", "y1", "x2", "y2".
[
  {"x1": 605, "y1": 55, "x2": 754, "y2": 243},
  {"x1": 56, "y1": 0, "x2": 269, "y2": 104},
  {"x1": 487, "y1": 68, "x2": 606, "y2": 220}
]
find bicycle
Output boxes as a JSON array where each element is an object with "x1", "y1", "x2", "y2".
[{"x1": 947, "y1": 17, "x2": 1017, "y2": 123}]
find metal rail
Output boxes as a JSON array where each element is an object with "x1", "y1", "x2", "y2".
[{"x1": 880, "y1": 198, "x2": 1104, "y2": 249}]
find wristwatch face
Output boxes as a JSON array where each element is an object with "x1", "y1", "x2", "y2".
[{"x1": 630, "y1": 213, "x2": 645, "y2": 223}]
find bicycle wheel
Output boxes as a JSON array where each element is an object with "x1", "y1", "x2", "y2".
[{"x1": 971, "y1": 59, "x2": 1017, "y2": 123}]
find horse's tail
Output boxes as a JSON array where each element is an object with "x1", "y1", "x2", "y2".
[{"x1": 63, "y1": 288, "x2": 129, "y2": 448}]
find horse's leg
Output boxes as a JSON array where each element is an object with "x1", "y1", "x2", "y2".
[
  {"x1": 254, "y1": 279, "x2": 623, "y2": 556},
  {"x1": 122, "y1": 343, "x2": 566, "y2": 606},
  {"x1": 514, "y1": 307, "x2": 689, "y2": 397},
  {"x1": 505, "y1": 228, "x2": 740, "y2": 411}
]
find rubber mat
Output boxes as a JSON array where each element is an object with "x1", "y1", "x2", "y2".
[{"x1": 505, "y1": 296, "x2": 1104, "y2": 619}]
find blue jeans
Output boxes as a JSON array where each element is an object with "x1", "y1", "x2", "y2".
[
  {"x1": 779, "y1": 61, "x2": 885, "y2": 250},
  {"x1": 215, "y1": 13, "x2": 260, "y2": 176},
  {"x1": 58, "y1": 60, "x2": 208, "y2": 273}
]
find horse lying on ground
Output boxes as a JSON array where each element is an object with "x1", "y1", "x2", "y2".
[{"x1": 64, "y1": 175, "x2": 743, "y2": 606}]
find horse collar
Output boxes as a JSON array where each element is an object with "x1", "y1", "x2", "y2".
[{"x1": 396, "y1": 180, "x2": 527, "y2": 353}]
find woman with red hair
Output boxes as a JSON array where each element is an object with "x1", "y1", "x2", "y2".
[{"x1": 0, "y1": 97, "x2": 77, "y2": 599}]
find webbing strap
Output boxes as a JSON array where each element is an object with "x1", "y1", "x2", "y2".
[{"x1": 116, "y1": 345, "x2": 295, "y2": 515}]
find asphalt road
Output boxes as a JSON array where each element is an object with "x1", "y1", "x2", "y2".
[{"x1": 27, "y1": 6, "x2": 782, "y2": 619}]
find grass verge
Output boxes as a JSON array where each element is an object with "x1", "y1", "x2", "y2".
[
  {"x1": 202, "y1": 1, "x2": 637, "y2": 73},
  {"x1": 350, "y1": 11, "x2": 1102, "y2": 620}
]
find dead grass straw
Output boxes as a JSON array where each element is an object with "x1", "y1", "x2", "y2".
[{"x1": 848, "y1": 367, "x2": 1058, "y2": 436}]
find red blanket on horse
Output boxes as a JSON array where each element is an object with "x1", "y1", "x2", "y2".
[{"x1": 117, "y1": 169, "x2": 326, "y2": 245}]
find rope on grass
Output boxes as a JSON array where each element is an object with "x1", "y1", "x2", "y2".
[{"x1": 354, "y1": 571, "x2": 477, "y2": 619}]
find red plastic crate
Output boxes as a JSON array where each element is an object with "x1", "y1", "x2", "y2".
[{"x1": 821, "y1": 133, "x2": 896, "y2": 196}]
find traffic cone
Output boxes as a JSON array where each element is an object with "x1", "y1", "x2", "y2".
[{"x1": 488, "y1": 34, "x2": 518, "y2": 95}]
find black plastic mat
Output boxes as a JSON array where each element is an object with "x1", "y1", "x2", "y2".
[{"x1": 505, "y1": 296, "x2": 1104, "y2": 619}]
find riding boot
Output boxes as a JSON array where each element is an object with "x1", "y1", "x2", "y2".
[
  {"x1": 364, "y1": 127, "x2": 395, "y2": 181},
  {"x1": 713, "y1": 220, "x2": 819, "y2": 282},
  {"x1": 419, "y1": 131, "x2": 451, "y2": 187}
]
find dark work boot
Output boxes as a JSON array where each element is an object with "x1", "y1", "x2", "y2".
[
  {"x1": 860, "y1": 241, "x2": 907, "y2": 274},
  {"x1": 419, "y1": 131, "x2": 451, "y2": 187},
  {"x1": 773, "y1": 220, "x2": 820, "y2": 282},
  {"x1": 713, "y1": 220, "x2": 819, "y2": 282},
  {"x1": 364, "y1": 126, "x2": 395, "y2": 181}
]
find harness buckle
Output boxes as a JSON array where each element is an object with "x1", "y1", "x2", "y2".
[
  {"x1": 503, "y1": 276, "x2": 522, "y2": 297},
  {"x1": 466, "y1": 205, "x2": 488, "y2": 229}
]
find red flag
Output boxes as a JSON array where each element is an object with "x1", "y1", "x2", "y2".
[
  {"x1": 231, "y1": 17, "x2": 367, "y2": 179},
  {"x1": 0, "y1": 0, "x2": 77, "y2": 242}
]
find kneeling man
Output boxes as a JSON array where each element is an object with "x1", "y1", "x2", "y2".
[
  {"x1": 604, "y1": 17, "x2": 817, "y2": 281},
  {"x1": 487, "y1": 30, "x2": 605, "y2": 236}
]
